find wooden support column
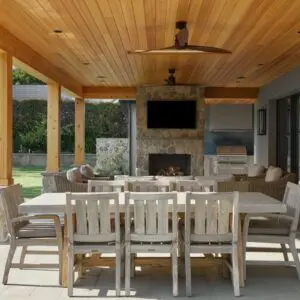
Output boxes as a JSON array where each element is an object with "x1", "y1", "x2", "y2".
[
  {"x1": 0, "y1": 51, "x2": 13, "y2": 186},
  {"x1": 47, "y1": 83, "x2": 61, "y2": 172},
  {"x1": 74, "y1": 98, "x2": 85, "y2": 165}
]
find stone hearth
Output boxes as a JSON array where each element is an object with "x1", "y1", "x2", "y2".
[{"x1": 136, "y1": 86, "x2": 204, "y2": 176}]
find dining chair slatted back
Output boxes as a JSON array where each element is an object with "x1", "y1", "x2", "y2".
[
  {"x1": 174, "y1": 180, "x2": 218, "y2": 192},
  {"x1": 185, "y1": 192, "x2": 239, "y2": 243},
  {"x1": 184, "y1": 191, "x2": 240, "y2": 297},
  {"x1": 282, "y1": 182, "x2": 300, "y2": 233},
  {"x1": 156, "y1": 176, "x2": 193, "y2": 181},
  {"x1": 0, "y1": 184, "x2": 24, "y2": 237},
  {"x1": 125, "y1": 192, "x2": 178, "y2": 243},
  {"x1": 87, "y1": 180, "x2": 125, "y2": 192},
  {"x1": 126, "y1": 180, "x2": 170, "y2": 192},
  {"x1": 66, "y1": 192, "x2": 120, "y2": 244}
]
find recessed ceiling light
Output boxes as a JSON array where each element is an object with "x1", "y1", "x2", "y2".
[{"x1": 53, "y1": 29, "x2": 63, "y2": 34}]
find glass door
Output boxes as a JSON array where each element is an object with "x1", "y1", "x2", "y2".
[{"x1": 276, "y1": 94, "x2": 300, "y2": 181}]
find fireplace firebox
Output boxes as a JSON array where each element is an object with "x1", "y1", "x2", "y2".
[{"x1": 148, "y1": 154, "x2": 191, "y2": 176}]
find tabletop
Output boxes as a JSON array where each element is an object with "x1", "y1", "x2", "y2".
[{"x1": 19, "y1": 192, "x2": 287, "y2": 215}]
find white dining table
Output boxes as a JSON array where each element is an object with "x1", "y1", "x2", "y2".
[
  {"x1": 19, "y1": 192, "x2": 287, "y2": 215},
  {"x1": 18, "y1": 192, "x2": 286, "y2": 288}
]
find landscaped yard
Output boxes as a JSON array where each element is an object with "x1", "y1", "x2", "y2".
[{"x1": 13, "y1": 166, "x2": 44, "y2": 199}]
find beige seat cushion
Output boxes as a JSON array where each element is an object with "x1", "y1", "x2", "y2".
[
  {"x1": 248, "y1": 216, "x2": 290, "y2": 235},
  {"x1": 80, "y1": 164, "x2": 94, "y2": 179},
  {"x1": 265, "y1": 166, "x2": 282, "y2": 182},
  {"x1": 247, "y1": 164, "x2": 265, "y2": 177},
  {"x1": 66, "y1": 167, "x2": 83, "y2": 183},
  {"x1": 17, "y1": 221, "x2": 61, "y2": 238}
]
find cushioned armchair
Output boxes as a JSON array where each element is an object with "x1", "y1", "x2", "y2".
[
  {"x1": 53, "y1": 175, "x2": 88, "y2": 192},
  {"x1": 229, "y1": 171, "x2": 296, "y2": 200},
  {"x1": 247, "y1": 172, "x2": 297, "y2": 200}
]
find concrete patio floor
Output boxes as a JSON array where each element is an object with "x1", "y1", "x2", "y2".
[{"x1": 0, "y1": 242, "x2": 300, "y2": 300}]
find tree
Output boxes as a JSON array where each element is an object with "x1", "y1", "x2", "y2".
[{"x1": 13, "y1": 68, "x2": 45, "y2": 85}]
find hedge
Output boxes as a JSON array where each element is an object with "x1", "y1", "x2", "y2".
[{"x1": 13, "y1": 100, "x2": 128, "y2": 153}]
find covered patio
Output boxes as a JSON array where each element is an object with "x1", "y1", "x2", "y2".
[
  {"x1": 1, "y1": 243, "x2": 300, "y2": 299},
  {"x1": 1, "y1": 0, "x2": 300, "y2": 298}
]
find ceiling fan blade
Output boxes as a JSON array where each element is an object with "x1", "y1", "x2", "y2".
[
  {"x1": 127, "y1": 46, "x2": 176, "y2": 54},
  {"x1": 187, "y1": 45, "x2": 231, "y2": 54}
]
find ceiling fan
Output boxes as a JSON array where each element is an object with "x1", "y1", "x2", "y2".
[{"x1": 128, "y1": 21, "x2": 231, "y2": 55}]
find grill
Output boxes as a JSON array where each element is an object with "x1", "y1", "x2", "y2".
[{"x1": 215, "y1": 146, "x2": 248, "y2": 175}]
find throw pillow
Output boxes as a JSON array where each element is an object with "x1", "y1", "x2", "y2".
[
  {"x1": 247, "y1": 164, "x2": 265, "y2": 177},
  {"x1": 80, "y1": 164, "x2": 94, "y2": 179},
  {"x1": 265, "y1": 166, "x2": 282, "y2": 182},
  {"x1": 66, "y1": 167, "x2": 83, "y2": 183}
]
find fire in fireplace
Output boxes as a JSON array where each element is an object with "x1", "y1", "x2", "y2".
[
  {"x1": 148, "y1": 154, "x2": 191, "y2": 176},
  {"x1": 157, "y1": 166, "x2": 184, "y2": 176}
]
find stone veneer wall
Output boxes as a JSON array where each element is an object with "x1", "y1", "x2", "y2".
[
  {"x1": 136, "y1": 86, "x2": 205, "y2": 175},
  {"x1": 96, "y1": 138, "x2": 129, "y2": 174}
]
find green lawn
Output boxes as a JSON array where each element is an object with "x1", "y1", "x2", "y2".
[{"x1": 13, "y1": 166, "x2": 44, "y2": 199}]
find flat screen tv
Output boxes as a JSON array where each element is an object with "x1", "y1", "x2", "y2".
[{"x1": 147, "y1": 100, "x2": 197, "y2": 129}]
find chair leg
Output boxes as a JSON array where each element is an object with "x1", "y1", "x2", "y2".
[
  {"x1": 232, "y1": 245, "x2": 240, "y2": 297},
  {"x1": 58, "y1": 244, "x2": 63, "y2": 285},
  {"x1": 20, "y1": 246, "x2": 27, "y2": 266},
  {"x1": 68, "y1": 250, "x2": 74, "y2": 297},
  {"x1": 121, "y1": 246, "x2": 125, "y2": 279},
  {"x1": 125, "y1": 245, "x2": 131, "y2": 296},
  {"x1": 185, "y1": 245, "x2": 192, "y2": 297},
  {"x1": 242, "y1": 216, "x2": 250, "y2": 281},
  {"x1": 289, "y1": 239, "x2": 300, "y2": 279},
  {"x1": 115, "y1": 246, "x2": 121, "y2": 297},
  {"x1": 171, "y1": 244, "x2": 178, "y2": 297},
  {"x1": 2, "y1": 243, "x2": 17, "y2": 285},
  {"x1": 130, "y1": 254, "x2": 135, "y2": 278},
  {"x1": 281, "y1": 243, "x2": 289, "y2": 262}
]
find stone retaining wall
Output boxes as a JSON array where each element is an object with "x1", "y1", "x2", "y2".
[{"x1": 13, "y1": 153, "x2": 97, "y2": 167}]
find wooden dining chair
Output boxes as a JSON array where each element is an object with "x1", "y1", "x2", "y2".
[
  {"x1": 88, "y1": 179, "x2": 125, "y2": 192},
  {"x1": 174, "y1": 179, "x2": 218, "y2": 192},
  {"x1": 124, "y1": 192, "x2": 178, "y2": 296},
  {"x1": 126, "y1": 180, "x2": 170, "y2": 192},
  {"x1": 0, "y1": 184, "x2": 63, "y2": 285},
  {"x1": 185, "y1": 192, "x2": 240, "y2": 297},
  {"x1": 66, "y1": 192, "x2": 122, "y2": 297},
  {"x1": 243, "y1": 182, "x2": 300, "y2": 280}
]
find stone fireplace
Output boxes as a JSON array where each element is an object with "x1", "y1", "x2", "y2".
[
  {"x1": 136, "y1": 86, "x2": 204, "y2": 176},
  {"x1": 149, "y1": 154, "x2": 191, "y2": 176}
]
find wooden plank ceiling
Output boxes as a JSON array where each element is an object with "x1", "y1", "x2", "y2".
[{"x1": 0, "y1": 0, "x2": 300, "y2": 88}]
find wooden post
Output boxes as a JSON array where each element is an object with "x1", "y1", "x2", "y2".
[
  {"x1": 74, "y1": 98, "x2": 85, "y2": 166},
  {"x1": 0, "y1": 51, "x2": 13, "y2": 186},
  {"x1": 47, "y1": 82, "x2": 61, "y2": 172}
]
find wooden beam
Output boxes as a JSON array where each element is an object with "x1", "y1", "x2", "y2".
[
  {"x1": 82, "y1": 86, "x2": 258, "y2": 100},
  {"x1": 0, "y1": 26, "x2": 82, "y2": 97},
  {"x1": 204, "y1": 87, "x2": 258, "y2": 99},
  {"x1": 205, "y1": 98, "x2": 255, "y2": 105},
  {"x1": 83, "y1": 86, "x2": 136, "y2": 99},
  {"x1": 0, "y1": 51, "x2": 13, "y2": 185},
  {"x1": 47, "y1": 83, "x2": 61, "y2": 172},
  {"x1": 74, "y1": 98, "x2": 85, "y2": 165}
]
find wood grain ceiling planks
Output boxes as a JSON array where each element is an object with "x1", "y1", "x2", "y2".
[{"x1": 0, "y1": 0, "x2": 300, "y2": 88}]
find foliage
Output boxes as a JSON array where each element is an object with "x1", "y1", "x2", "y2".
[
  {"x1": 13, "y1": 68, "x2": 45, "y2": 85},
  {"x1": 13, "y1": 100, "x2": 128, "y2": 153}
]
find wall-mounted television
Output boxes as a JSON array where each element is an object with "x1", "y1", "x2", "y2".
[{"x1": 147, "y1": 100, "x2": 197, "y2": 129}]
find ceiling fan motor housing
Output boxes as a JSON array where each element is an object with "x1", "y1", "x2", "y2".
[{"x1": 176, "y1": 21, "x2": 187, "y2": 29}]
